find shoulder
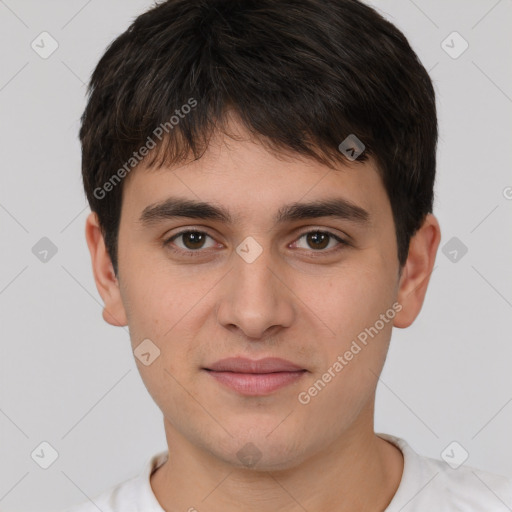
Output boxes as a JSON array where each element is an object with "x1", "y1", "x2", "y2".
[
  {"x1": 379, "y1": 434, "x2": 512, "y2": 511},
  {"x1": 59, "y1": 451, "x2": 168, "y2": 512},
  {"x1": 420, "y1": 455, "x2": 512, "y2": 510},
  {"x1": 59, "y1": 474, "x2": 143, "y2": 512}
]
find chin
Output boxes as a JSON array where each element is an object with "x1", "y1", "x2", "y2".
[{"x1": 211, "y1": 427, "x2": 310, "y2": 472}]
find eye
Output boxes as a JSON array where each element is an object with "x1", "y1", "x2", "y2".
[
  {"x1": 292, "y1": 230, "x2": 347, "y2": 252},
  {"x1": 165, "y1": 230, "x2": 217, "y2": 252},
  {"x1": 163, "y1": 228, "x2": 348, "y2": 257}
]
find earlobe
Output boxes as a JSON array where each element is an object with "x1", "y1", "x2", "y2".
[
  {"x1": 394, "y1": 214, "x2": 441, "y2": 328},
  {"x1": 85, "y1": 212, "x2": 128, "y2": 327}
]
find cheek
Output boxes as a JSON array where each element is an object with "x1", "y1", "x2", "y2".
[
  {"x1": 120, "y1": 268, "x2": 213, "y2": 384},
  {"x1": 119, "y1": 257, "x2": 204, "y2": 333},
  {"x1": 305, "y1": 260, "x2": 394, "y2": 338},
  {"x1": 295, "y1": 270, "x2": 395, "y2": 421}
]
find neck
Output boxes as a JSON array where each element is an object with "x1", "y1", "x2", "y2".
[{"x1": 151, "y1": 410, "x2": 403, "y2": 512}]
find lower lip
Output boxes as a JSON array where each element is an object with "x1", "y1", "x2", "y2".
[{"x1": 205, "y1": 370, "x2": 306, "y2": 395}]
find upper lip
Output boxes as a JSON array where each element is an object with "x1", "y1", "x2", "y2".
[{"x1": 205, "y1": 357, "x2": 305, "y2": 373}]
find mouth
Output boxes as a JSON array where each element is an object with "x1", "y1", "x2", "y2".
[{"x1": 203, "y1": 357, "x2": 308, "y2": 396}]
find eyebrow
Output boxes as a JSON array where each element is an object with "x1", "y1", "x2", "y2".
[{"x1": 138, "y1": 196, "x2": 370, "y2": 227}]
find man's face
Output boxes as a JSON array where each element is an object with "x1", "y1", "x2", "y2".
[{"x1": 115, "y1": 121, "x2": 402, "y2": 470}]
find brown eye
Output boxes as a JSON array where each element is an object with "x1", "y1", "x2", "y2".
[
  {"x1": 166, "y1": 230, "x2": 216, "y2": 252},
  {"x1": 181, "y1": 231, "x2": 207, "y2": 250},
  {"x1": 306, "y1": 231, "x2": 330, "y2": 250},
  {"x1": 293, "y1": 230, "x2": 347, "y2": 253}
]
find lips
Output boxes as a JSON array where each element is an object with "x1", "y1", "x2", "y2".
[
  {"x1": 205, "y1": 357, "x2": 305, "y2": 373},
  {"x1": 203, "y1": 357, "x2": 307, "y2": 396}
]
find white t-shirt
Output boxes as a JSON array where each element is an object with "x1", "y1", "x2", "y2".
[{"x1": 62, "y1": 434, "x2": 512, "y2": 511}]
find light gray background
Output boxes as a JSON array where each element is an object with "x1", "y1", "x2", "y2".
[{"x1": 0, "y1": 1, "x2": 511, "y2": 511}]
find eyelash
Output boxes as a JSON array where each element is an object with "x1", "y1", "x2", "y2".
[{"x1": 162, "y1": 229, "x2": 349, "y2": 257}]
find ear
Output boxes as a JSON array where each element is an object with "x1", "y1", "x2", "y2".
[
  {"x1": 85, "y1": 212, "x2": 128, "y2": 327},
  {"x1": 394, "y1": 213, "x2": 441, "y2": 328}
]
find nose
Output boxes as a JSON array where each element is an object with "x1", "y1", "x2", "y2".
[{"x1": 215, "y1": 243, "x2": 295, "y2": 340}]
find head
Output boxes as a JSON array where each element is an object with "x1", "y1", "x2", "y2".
[{"x1": 83, "y1": 0, "x2": 440, "y2": 470}]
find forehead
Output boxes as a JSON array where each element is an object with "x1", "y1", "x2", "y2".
[{"x1": 121, "y1": 123, "x2": 388, "y2": 225}]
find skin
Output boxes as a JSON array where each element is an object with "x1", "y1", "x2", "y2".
[{"x1": 86, "y1": 116, "x2": 441, "y2": 512}]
